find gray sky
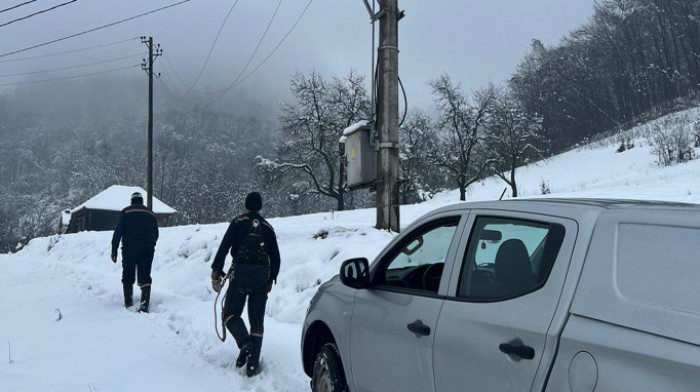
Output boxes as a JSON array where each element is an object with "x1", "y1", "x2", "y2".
[{"x1": 0, "y1": 0, "x2": 595, "y2": 110}]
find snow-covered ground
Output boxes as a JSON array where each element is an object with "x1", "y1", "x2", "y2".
[{"x1": 1, "y1": 107, "x2": 699, "y2": 391}]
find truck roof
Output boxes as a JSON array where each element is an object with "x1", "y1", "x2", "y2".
[{"x1": 425, "y1": 198, "x2": 700, "y2": 220}]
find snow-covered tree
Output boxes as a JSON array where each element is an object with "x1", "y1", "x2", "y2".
[
  {"x1": 428, "y1": 75, "x2": 495, "y2": 201},
  {"x1": 260, "y1": 70, "x2": 370, "y2": 211},
  {"x1": 399, "y1": 111, "x2": 439, "y2": 204},
  {"x1": 486, "y1": 91, "x2": 545, "y2": 198}
]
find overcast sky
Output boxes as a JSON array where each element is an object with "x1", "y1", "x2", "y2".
[{"x1": 0, "y1": 0, "x2": 595, "y2": 111}]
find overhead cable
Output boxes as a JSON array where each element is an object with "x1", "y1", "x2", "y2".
[
  {"x1": 156, "y1": 76, "x2": 185, "y2": 105},
  {"x1": 204, "y1": 0, "x2": 313, "y2": 108},
  {"x1": 182, "y1": 0, "x2": 242, "y2": 97},
  {"x1": 0, "y1": 0, "x2": 81, "y2": 29},
  {"x1": 161, "y1": 53, "x2": 192, "y2": 91},
  {"x1": 0, "y1": 53, "x2": 144, "y2": 78},
  {"x1": 195, "y1": 0, "x2": 283, "y2": 97},
  {"x1": 0, "y1": 0, "x2": 192, "y2": 59},
  {"x1": 0, "y1": 1, "x2": 39, "y2": 15},
  {"x1": 0, "y1": 64, "x2": 138, "y2": 87},
  {"x1": 0, "y1": 37, "x2": 137, "y2": 64}
]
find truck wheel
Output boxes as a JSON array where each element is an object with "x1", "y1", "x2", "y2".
[{"x1": 311, "y1": 343, "x2": 348, "y2": 392}]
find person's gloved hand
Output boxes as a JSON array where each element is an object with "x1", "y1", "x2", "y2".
[
  {"x1": 211, "y1": 270, "x2": 225, "y2": 293},
  {"x1": 110, "y1": 253, "x2": 117, "y2": 263}
]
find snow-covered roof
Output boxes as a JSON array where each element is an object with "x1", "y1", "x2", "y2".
[
  {"x1": 71, "y1": 185, "x2": 177, "y2": 214},
  {"x1": 342, "y1": 120, "x2": 370, "y2": 136}
]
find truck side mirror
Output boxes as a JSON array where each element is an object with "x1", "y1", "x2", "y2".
[{"x1": 340, "y1": 258, "x2": 370, "y2": 289}]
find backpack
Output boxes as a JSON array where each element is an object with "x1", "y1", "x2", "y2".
[{"x1": 231, "y1": 218, "x2": 271, "y2": 293}]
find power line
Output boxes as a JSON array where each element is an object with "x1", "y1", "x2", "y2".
[
  {"x1": 0, "y1": 0, "x2": 192, "y2": 59},
  {"x1": 156, "y1": 76, "x2": 184, "y2": 105},
  {"x1": 161, "y1": 53, "x2": 192, "y2": 91},
  {"x1": 203, "y1": 0, "x2": 284, "y2": 96},
  {"x1": 232, "y1": 0, "x2": 313, "y2": 86},
  {"x1": 0, "y1": 64, "x2": 138, "y2": 87},
  {"x1": 0, "y1": 37, "x2": 137, "y2": 64},
  {"x1": 204, "y1": 0, "x2": 313, "y2": 108},
  {"x1": 0, "y1": 0, "x2": 81, "y2": 29},
  {"x1": 0, "y1": 0, "x2": 39, "y2": 15},
  {"x1": 182, "y1": 0, "x2": 242, "y2": 97},
  {"x1": 171, "y1": 0, "x2": 283, "y2": 97},
  {"x1": 0, "y1": 53, "x2": 144, "y2": 78}
]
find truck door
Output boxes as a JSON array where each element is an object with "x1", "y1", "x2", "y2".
[
  {"x1": 432, "y1": 212, "x2": 576, "y2": 391},
  {"x1": 349, "y1": 215, "x2": 466, "y2": 392}
]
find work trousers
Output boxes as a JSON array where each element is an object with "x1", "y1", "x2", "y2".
[
  {"x1": 223, "y1": 283, "x2": 268, "y2": 349},
  {"x1": 121, "y1": 245, "x2": 154, "y2": 287}
]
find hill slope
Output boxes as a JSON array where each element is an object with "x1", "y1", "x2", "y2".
[{"x1": 1, "y1": 107, "x2": 699, "y2": 391}]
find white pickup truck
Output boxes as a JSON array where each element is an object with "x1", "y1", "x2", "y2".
[{"x1": 301, "y1": 199, "x2": 700, "y2": 392}]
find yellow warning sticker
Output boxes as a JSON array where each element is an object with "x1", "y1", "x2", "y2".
[{"x1": 351, "y1": 147, "x2": 356, "y2": 161}]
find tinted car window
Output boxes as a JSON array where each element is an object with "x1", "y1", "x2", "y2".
[{"x1": 457, "y1": 216, "x2": 565, "y2": 301}]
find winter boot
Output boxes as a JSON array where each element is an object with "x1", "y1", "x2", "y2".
[
  {"x1": 123, "y1": 284, "x2": 133, "y2": 308},
  {"x1": 235, "y1": 336, "x2": 251, "y2": 368},
  {"x1": 246, "y1": 335, "x2": 263, "y2": 377},
  {"x1": 138, "y1": 285, "x2": 151, "y2": 313},
  {"x1": 246, "y1": 351, "x2": 260, "y2": 377}
]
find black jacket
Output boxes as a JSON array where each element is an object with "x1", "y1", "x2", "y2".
[
  {"x1": 211, "y1": 211, "x2": 281, "y2": 282},
  {"x1": 111, "y1": 202, "x2": 159, "y2": 255}
]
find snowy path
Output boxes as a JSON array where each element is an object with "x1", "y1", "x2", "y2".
[
  {"x1": 0, "y1": 211, "x2": 402, "y2": 392},
  {"x1": 0, "y1": 242, "x2": 308, "y2": 391}
]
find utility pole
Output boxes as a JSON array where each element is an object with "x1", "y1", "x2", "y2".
[
  {"x1": 339, "y1": 140, "x2": 345, "y2": 211},
  {"x1": 141, "y1": 36, "x2": 162, "y2": 211},
  {"x1": 374, "y1": 0, "x2": 401, "y2": 232}
]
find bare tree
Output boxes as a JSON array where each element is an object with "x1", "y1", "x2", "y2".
[
  {"x1": 259, "y1": 70, "x2": 370, "y2": 211},
  {"x1": 428, "y1": 75, "x2": 495, "y2": 201}
]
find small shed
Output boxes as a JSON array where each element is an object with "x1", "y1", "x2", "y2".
[{"x1": 66, "y1": 185, "x2": 176, "y2": 233}]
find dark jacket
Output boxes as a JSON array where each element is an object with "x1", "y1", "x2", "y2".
[
  {"x1": 211, "y1": 211, "x2": 281, "y2": 283},
  {"x1": 111, "y1": 202, "x2": 159, "y2": 255}
]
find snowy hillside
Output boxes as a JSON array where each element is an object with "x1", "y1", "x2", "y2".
[{"x1": 1, "y1": 107, "x2": 699, "y2": 391}]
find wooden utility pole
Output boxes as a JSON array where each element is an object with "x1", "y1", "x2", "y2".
[
  {"x1": 141, "y1": 36, "x2": 162, "y2": 211},
  {"x1": 339, "y1": 140, "x2": 345, "y2": 211},
  {"x1": 375, "y1": 0, "x2": 400, "y2": 232}
]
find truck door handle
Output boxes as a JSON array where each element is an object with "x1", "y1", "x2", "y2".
[
  {"x1": 499, "y1": 343, "x2": 535, "y2": 360},
  {"x1": 407, "y1": 320, "x2": 431, "y2": 336}
]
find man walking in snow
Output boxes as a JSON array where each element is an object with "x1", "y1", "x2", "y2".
[
  {"x1": 211, "y1": 191, "x2": 281, "y2": 377},
  {"x1": 111, "y1": 191, "x2": 159, "y2": 313}
]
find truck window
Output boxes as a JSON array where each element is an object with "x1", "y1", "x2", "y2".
[
  {"x1": 375, "y1": 218, "x2": 460, "y2": 294},
  {"x1": 457, "y1": 216, "x2": 565, "y2": 301}
]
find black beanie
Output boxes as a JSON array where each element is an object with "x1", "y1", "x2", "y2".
[
  {"x1": 245, "y1": 192, "x2": 262, "y2": 211},
  {"x1": 131, "y1": 191, "x2": 143, "y2": 205}
]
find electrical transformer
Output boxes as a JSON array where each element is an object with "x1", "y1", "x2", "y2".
[{"x1": 342, "y1": 121, "x2": 377, "y2": 190}]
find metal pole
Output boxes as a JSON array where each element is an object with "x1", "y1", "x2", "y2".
[{"x1": 375, "y1": 0, "x2": 400, "y2": 232}]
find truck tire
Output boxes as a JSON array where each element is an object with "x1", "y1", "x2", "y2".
[{"x1": 311, "y1": 343, "x2": 348, "y2": 392}]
